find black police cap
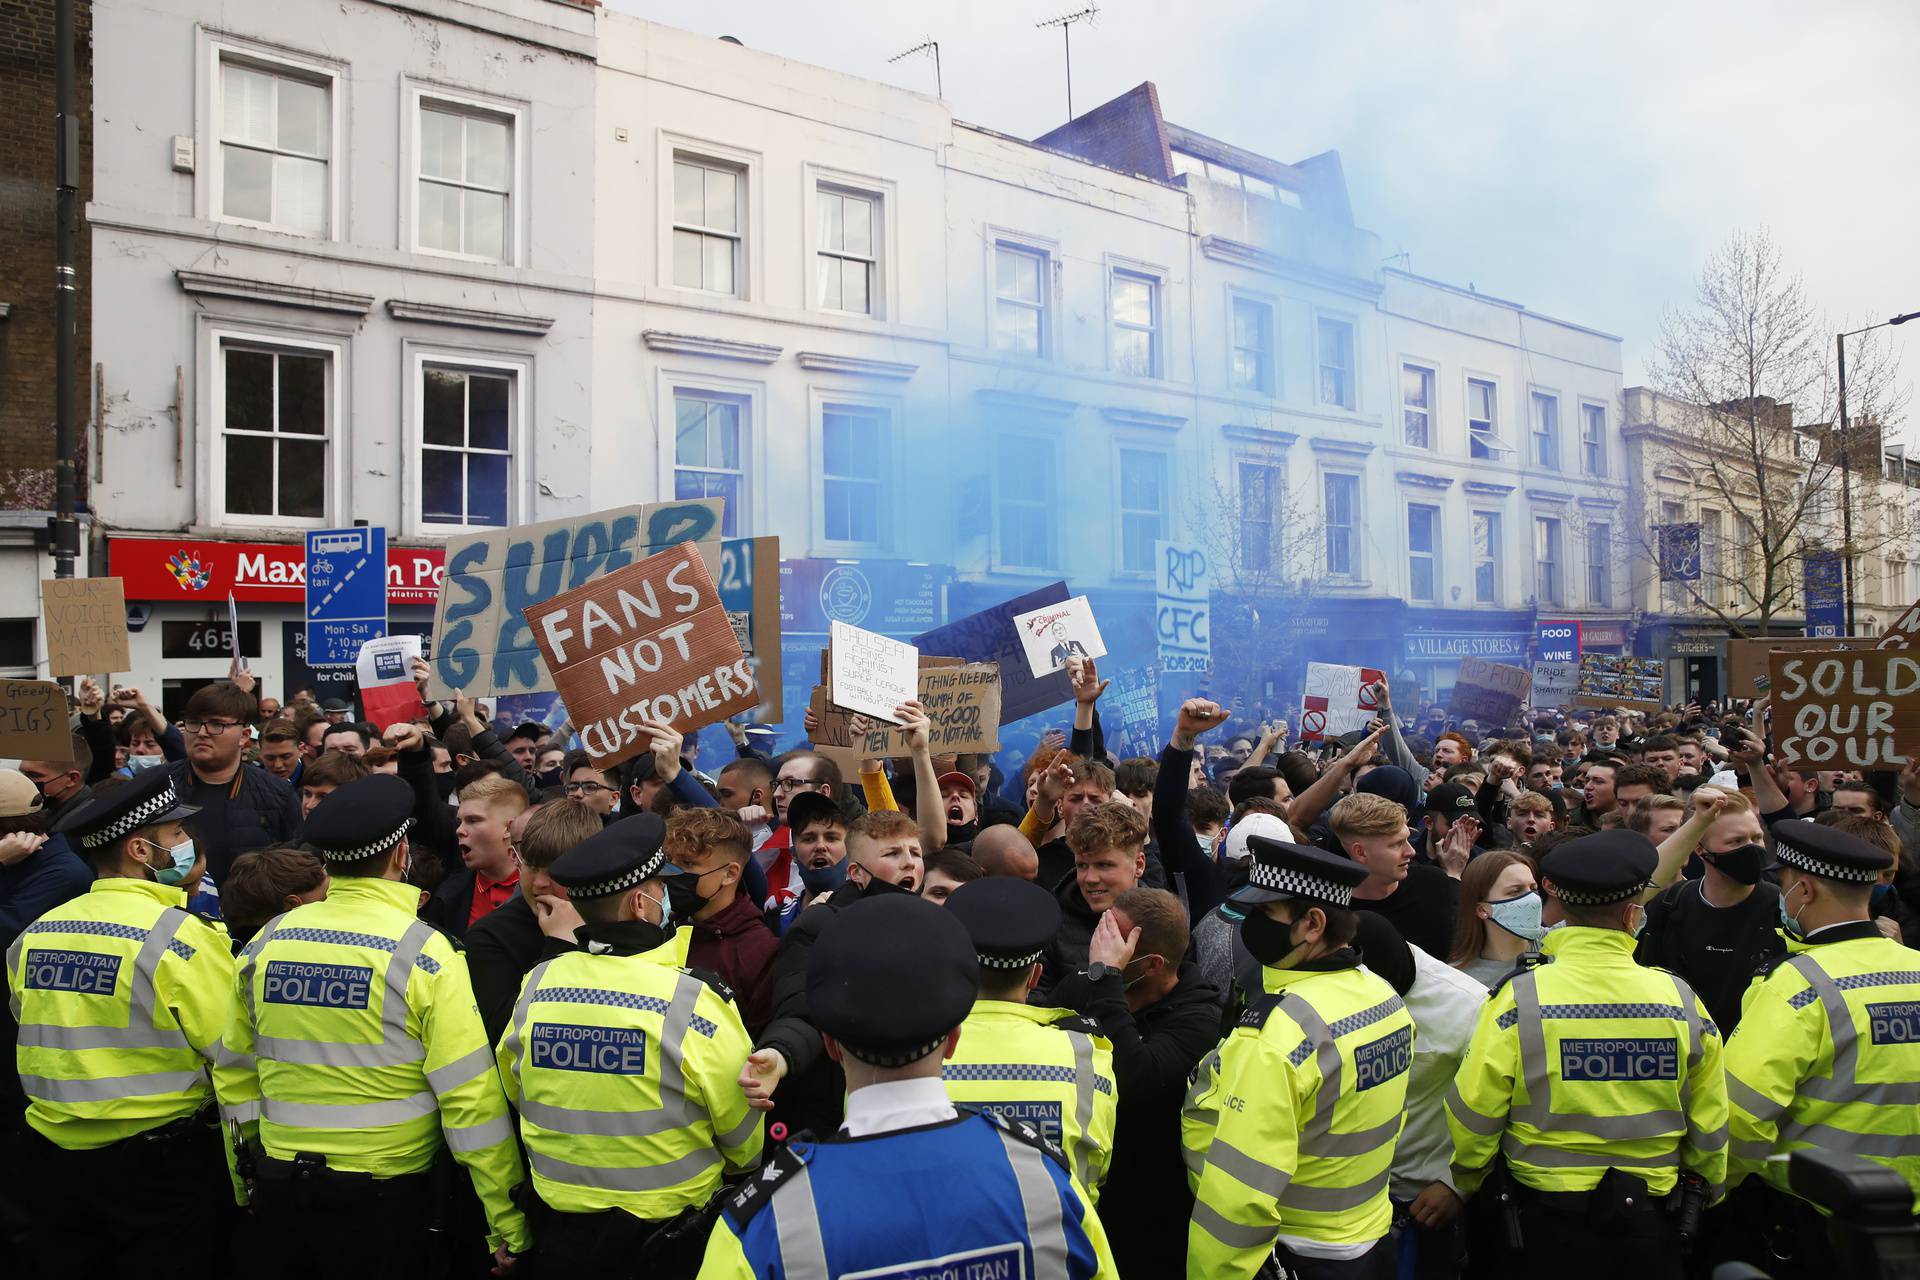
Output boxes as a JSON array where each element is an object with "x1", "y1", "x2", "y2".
[
  {"x1": 807, "y1": 894, "x2": 978, "y2": 1067},
  {"x1": 299, "y1": 773, "x2": 414, "y2": 864},
  {"x1": 52, "y1": 766, "x2": 200, "y2": 852},
  {"x1": 1770, "y1": 820, "x2": 1892, "y2": 884},
  {"x1": 945, "y1": 877, "x2": 1060, "y2": 971},
  {"x1": 1230, "y1": 835, "x2": 1368, "y2": 908},
  {"x1": 1540, "y1": 829, "x2": 1656, "y2": 906},
  {"x1": 550, "y1": 813, "x2": 674, "y2": 900}
]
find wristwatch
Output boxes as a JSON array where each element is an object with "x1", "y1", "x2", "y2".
[{"x1": 1084, "y1": 962, "x2": 1119, "y2": 983}]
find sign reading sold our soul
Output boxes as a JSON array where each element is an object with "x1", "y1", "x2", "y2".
[
  {"x1": 1770, "y1": 649, "x2": 1920, "y2": 770},
  {"x1": 524, "y1": 542, "x2": 756, "y2": 768}
]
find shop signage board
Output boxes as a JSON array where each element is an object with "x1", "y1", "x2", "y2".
[
  {"x1": 1535, "y1": 620, "x2": 1582, "y2": 665},
  {"x1": 108, "y1": 537, "x2": 443, "y2": 605}
]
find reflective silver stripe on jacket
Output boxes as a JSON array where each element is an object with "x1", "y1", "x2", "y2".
[
  {"x1": 501, "y1": 957, "x2": 558, "y2": 1095},
  {"x1": 1508, "y1": 970, "x2": 1685, "y2": 1142},
  {"x1": 512, "y1": 968, "x2": 708, "y2": 1141},
  {"x1": 998, "y1": 1127, "x2": 1069, "y2": 1276},
  {"x1": 1191, "y1": 1198, "x2": 1279, "y2": 1250},
  {"x1": 1064, "y1": 1027, "x2": 1100, "y2": 1187},
  {"x1": 1280, "y1": 1169, "x2": 1389, "y2": 1213},
  {"x1": 1274, "y1": 991, "x2": 1405, "y2": 1157},
  {"x1": 21, "y1": 1069, "x2": 207, "y2": 1103},
  {"x1": 1200, "y1": 1138, "x2": 1292, "y2": 1199},
  {"x1": 443, "y1": 1111, "x2": 516, "y2": 1153},
  {"x1": 245, "y1": 918, "x2": 437, "y2": 1076},
  {"x1": 262, "y1": 1089, "x2": 438, "y2": 1129},
  {"x1": 771, "y1": 1164, "x2": 829, "y2": 1280},
  {"x1": 9, "y1": 907, "x2": 200, "y2": 1056},
  {"x1": 529, "y1": 1144, "x2": 720, "y2": 1192}
]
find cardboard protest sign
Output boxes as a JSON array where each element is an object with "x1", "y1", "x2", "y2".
[
  {"x1": 41, "y1": 577, "x2": 129, "y2": 675},
  {"x1": 355, "y1": 634, "x2": 427, "y2": 732},
  {"x1": 1770, "y1": 649, "x2": 1920, "y2": 770},
  {"x1": 1155, "y1": 541, "x2": 1210, "y2": 674},
  {"x1": 1012, "y1": 595, "x2": 1106, "y2": 677},
  {"x1": 1728, "y1": 636, "x2": 1875, "y2": 695},
  {"x1": 522, "y1": 541, "x2": 755, "y2": 768},
  {"x1": 1573, "y1": 654, "x2": 1665, "y2": 712},
  {"x1": 914, "y1": 582, "x2": 1072, "y2": 724},
  {"x1": 1878, "y1": 597, "x2": 1920, "y2": 652},
  {"x1": 828, "y1": 621, "x2": 919, "y2": 724},
  {"x1": 1530, "y1": 660, "x2": 1579, "y2": 707},
  {"x1": 0, "y1": 680, "x2": 73, "y2": 760},
  {"x1": 428, "y1": 498, "x2": 725, "y2": 700},
  {"x1": 1449, "y1": 658, "x2": 1531, "y2": 726},
  {"x1": 809, "y1": 663, "x2": 1002, "y2": 760},
  {"x1": 1300, "y1": 662, "x2": 1386, "y2": 743},
  {"x1": 719, "y1": 537, "x2": 783, "y2": 720},
  {"x1": 1105, "y1": 664, "x2": 1160, "y2": 760}
]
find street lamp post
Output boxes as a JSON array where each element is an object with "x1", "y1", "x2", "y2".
[{"x1": 1837, "y1": 311, "x2": 1920, "y2": 635}]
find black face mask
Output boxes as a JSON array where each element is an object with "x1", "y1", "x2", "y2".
[
  {"x1": 1704, "y1": 843, "x2": 1766, "y2": 886},
  {"x1": 1240, "y1": 908, "x2": 1300, "y2": 966},
  {"x1": 662, "y1": 869, "x2": 713, "y2": 919},
  {"x1": 433, "y1": 772, "x2": 457, "y2": 802},
  {"x1": 535, "y1": 768, "x2": 564, "y2": 789},
  {"x1": 859, "y1": 874, "x2": 915, "y2": 900}
]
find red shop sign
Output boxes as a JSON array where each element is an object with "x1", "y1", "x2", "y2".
[{"x1": 108, "y1": 536, "x2": 446, "y2": 606}]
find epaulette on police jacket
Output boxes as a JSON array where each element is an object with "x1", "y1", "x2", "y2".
[
  {"x1": 724, "y1": 1142, "x2": 810, "y2": 1225},
  {"x1": 681, "y1": 966, "x2": 736, "y2": 1003},
  {"x1": 1236, "y1": 991, "x2": 1286, "y2": 1031},
  {"x1": 965, "y1": 1103, "x2": 1070, "y2": 1172},
  {"x1": 1487, "y1": 950, "x2": 1551, "y2": 999},
  {"x1": 1750, "y1": 950, "x2": 1794, "y2": 984},
  {"x1": 1049, "y1": 1011, "x2": 1102, "y2": 1037}
]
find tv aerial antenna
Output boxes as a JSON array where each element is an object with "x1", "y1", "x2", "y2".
[
  {"x1": 888, "y1": 38, "x2": 942, "y2": 99},
  {"x1": 1036, "y1": 5, "x2": 1098, "y2": 122}
]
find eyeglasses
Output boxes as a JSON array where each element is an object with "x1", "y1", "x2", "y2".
[
  {"x1": 773, "y1": 778, "x2": 827, "y2": 792},
  {"x1": 565, "y1": 781, "x2": 615, "y2": 796},
  {"x1": 183, "y1": 719, "x2": 243, "y2": 735}
]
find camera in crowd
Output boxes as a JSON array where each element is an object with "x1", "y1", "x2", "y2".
[{"x1": 1711, "y1": 1150, "x2": 1920, "y2": 1280}]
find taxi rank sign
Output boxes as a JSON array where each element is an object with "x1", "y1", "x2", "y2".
[{"x1": 305, "y1": 527, "x2": 389, "y2": 667}]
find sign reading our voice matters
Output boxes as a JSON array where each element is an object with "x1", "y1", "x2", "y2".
[{"x1": 1770, "y1": 649, "x2": 1920, "y2": 770}]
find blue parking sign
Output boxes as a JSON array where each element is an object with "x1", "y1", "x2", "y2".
[{"x1": 306, "y1": 527, "x2": 388, "y2": 667}]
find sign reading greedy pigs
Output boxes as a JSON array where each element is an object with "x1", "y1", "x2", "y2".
[{"x1": 523, "y1": 542, "x2": 758, "y2": 767}]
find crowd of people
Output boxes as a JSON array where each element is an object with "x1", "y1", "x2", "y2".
[{"x1": 3, "y1": 651, "x2": 1918, "y2": 1279}]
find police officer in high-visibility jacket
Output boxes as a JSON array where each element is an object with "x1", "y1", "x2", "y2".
[
  {"x1": 1184, "y1": 836, "x2": 1415, "y2": 1280},
  {"x1": 700, "y1": 892, "x2": 1117, "y2": 1278},
  {"x1": 212, "y1": 774, "x2": 531, "y2": 1277},
  {"x1": 1447, "y1": 830, "x2": 1729, "y2": 1280},
  {"x1": 7, "y1": 768, "x2": 235, "y2": 1278},
  {"x1": 941, "y1": 876, "x2": 1118, "y2": 1198},
  {"x1": 496, "y1": 813, "x2": 761, "y2": 1275},
  {"x1": 1722, "y1": 821, "x2": 1920, "y2": 1271}
]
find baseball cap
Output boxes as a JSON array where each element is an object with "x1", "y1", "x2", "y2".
[
  {"x1": 1223, "y1": 812, "x2": 1294, "y2": 864},
  {"x1": 1425, "y1": 782, "x2": 1477, "y2": 820},
  {"x1": 935, "y1": 771, "x2": 977, "y2": 797},
  {"x1": 0, "y1": 770, "x2": 45, "y2": 819}
]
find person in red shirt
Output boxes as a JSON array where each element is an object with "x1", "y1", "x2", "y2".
[
  {"x1": 424, "y1": 772, "x2": 528, "y2": 939},
  {"x1": 665, "y1": 806, "x2": 779, "y2": 1034}
]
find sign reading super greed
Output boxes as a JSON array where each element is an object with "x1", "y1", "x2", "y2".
[
  {"x1": 523, "y1": 542, "x2": 755, "y2": 767},
  {"x1": 1301, "y1": 662, "x2": 1385, "y2": 743},
  {"x1": 427, "y1": 499, "x2": 724, "y2": 699}
]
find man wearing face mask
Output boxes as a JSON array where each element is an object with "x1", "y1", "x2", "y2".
[
  {"x1": 1634, "y1": 788, "x2": 1780, "y2": 1035},
  {"x1": 1719, "y1": 822, "x2": 1920, "y2": 1267},
  {"x1": 940, "y1": 876, "x2": 1119, "y2": 1200},
  {"x1": 1184, "y1": 836, "x2": 1415, "y2": 1279},
  {"x1": 9, "y1": 768, "x2": 235, "y2": 1278},
  {"x1": 498, "y1": 813, "x2": 762, "y2": 1277},
  {"x1": 1448, "y1": 830, "x2": 1728, "y2": 1279},
  {"x1": 666, "y1": 807, "x2": 778, "y2": 1035}
]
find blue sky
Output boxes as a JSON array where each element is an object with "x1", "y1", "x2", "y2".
[{"x1": 614, "y1": 0, "x2": 1920, "y2": 431}]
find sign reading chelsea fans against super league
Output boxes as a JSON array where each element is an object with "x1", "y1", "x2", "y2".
[{"x1": 523, "y1": 541, "x2": 756, "y2": 768}]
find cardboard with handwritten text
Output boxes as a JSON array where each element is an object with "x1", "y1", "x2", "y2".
[
  {"x1": 1449, "y1": 658, "x2": 1531, "y2": 725},
  {"x1": 1769, "y1": 648, "x2": 1920, "y2": 771},
  {"x1": 827, "y1": 620, "x2": 919, "y2": 724},
  {"x1": 809, "y1": 661, "x2": 1002, "y2": 764},
  {"x1": 0, "y1": 680, "x2": 74, "y2": 759},
  {"x1": 41, "y1": 577, "x2": 129, "y2": 676}
]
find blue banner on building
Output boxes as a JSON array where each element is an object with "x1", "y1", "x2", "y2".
[
  {"x1": 1804, "y1": 550, "x2": 1845, "y2": 638},
  {"x1": 1658, "y1": 523, "x2": 1702, "y2": 583}
]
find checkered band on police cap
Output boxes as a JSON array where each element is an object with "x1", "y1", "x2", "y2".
[
  {"x1": 978, "y1": 946, "x2": 1047, "y2": 971},
  {"x1": 1552, "y1": 878, "x2": 1652, "y2": 906},
  {"x1": 839, "y1": 1032, "x2": 953, "y2": 1070},
  {"x1": 1775, "y1": 842, "x2": 1881, "y2": 884},
  {"x1": 1246, "y1": 855, "x2": 1355, "y2": 907},
  {"x1": 314, "y1": 817, "x2": 414, "y2": 865},
  {"x1": 82, "y1": 780, "x2": 186, "y2": 850},
  {"x1": 566, "y1": 844, "x2": 668, "y2": 900}
]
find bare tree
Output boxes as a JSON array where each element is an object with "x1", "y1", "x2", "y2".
[{"x1": 1637, "y1": 228, "x2": 1907, "y2": 637}]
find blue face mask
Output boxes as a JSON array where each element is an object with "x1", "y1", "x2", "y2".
[
  {"x1": 1779, "y1": 879, "x2": 1807, "y2": 939},
  {"x1": 125, "y1": 754, "x2": 167, "y2": 773},
  {"x1": 145, "y1": 835, "x2": 198, "y2": 887},
  {"x1": 1485, "y1": 890, "x2": 1547, "y2": 941},
  {"x1": 798, "y1": 858, "x2": 849, "y2": 894},
  {"x1": 1871, "y1": 882, "x2": 1893, "y2": 908}
]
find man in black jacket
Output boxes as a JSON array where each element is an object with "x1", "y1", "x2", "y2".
[
  {"x1": 1046, "y1": 886, "x2": 1221, "y2": 1278},
  {"x1": 1043, "y1": 801, "x2": 1149, "y2": 990},
  {"x1": 165, "y1": 681, "x2": 299, "y2": 885},
  {"x1": 464, "y1": 797, "x2": 602, "y2": 1043}
]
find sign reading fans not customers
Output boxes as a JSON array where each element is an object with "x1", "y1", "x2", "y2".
[{"x1": 523, "y1": 542, "x2": 757, "y2": 768}]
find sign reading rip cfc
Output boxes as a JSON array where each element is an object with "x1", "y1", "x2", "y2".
[
  {"x1": 1155, "y1": 540, "x2": 1210, "y2": 674},
  {"x1": 524, "y1": 542, "x2": 756, "y2": 769},
  {"x1": 1770, "y1": 649, "x2": 1920, "y2": 771}
]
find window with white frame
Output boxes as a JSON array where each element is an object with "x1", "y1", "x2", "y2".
[
  {"x1": 1110, "y1": 270, "x2": 1160, "y2": 378},
  {"x1": 993, "y1": 243, "x2": 1048, "y2": 356},
  {"x1": 1531, "y1": 391, "x2": 1560, "y2": 471},
  {"x1": 1407, "y1": 504, "x2": 1439, "y2": 602},
  {"x1": 673, "y1": 392, "x2": 747, "y2": 537},
  {"x1": 1317, "y1": 316, "x2": 1355, "y2": 408},
  {"x1": 997, "y1": 435, "x2": 1055, "y2": 570},
  {"x1": 420, "y1": 363, "x2": 512, "y2": 528},
  {"x1": 1402, "y1": 363, "x2": 1434, "y2": 449},
  {"x1": 816, "y1": 187, "x2": 877, "y2": 315},
  {"x1": 1587, "y1": 522, "x2": 1612, "y2": 605},
  {"x1": 1324, "y1": 472, "x2": 1359, "y2": 578},
  {"x1": 218, "y1": 55, "x2": 331, "y2": 235},
  {"x1": 1240, "y1": 461, "x2": 1284, "y2": 574},
  {"x1": 1467, "y1": 378, "x2": 1505, "y2": 460},
  {"x1": 1535, "y1": 516, "x2": 1563, "y2": 606},
  {"x1": 821, "y1": 404, "x2": 888, "y2": 546},
  {"x1": 1472, "y1": 510, "x2": 1501, "y2": 604},
  {"x1": 1118, "y1": 449, "x2": 1168, "y2": 573},
  {"x1": 1231, "y1": 296, "x2": 1275, "y2": 394},
  {"x1": 1581, "y1": 402, "x2": 1607, "y2": 476},
  {"x1": 416, "y1": 99, "x2": 512, "y2": 261},
  {"x1": 672, "y1": 157, "x2": 742, "y2": 295},
  {"x1": 218, "y1": 339, "x2": 329, "y2": 521}
]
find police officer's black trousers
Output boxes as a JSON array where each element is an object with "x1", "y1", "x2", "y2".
[
  {"x1": 1262, "y1": 1236, "x2": 1398, "y2": 1280},
  {"x1": 526, "y1": 1200, "x2": 699, "y2": 1280},
  {"x1": 24, "y1": 1114, "x2": 231, "y2": 1280},
  {"x1": 1513, "y1": 1189, "x2": 1682, "y2": 1280},
  {"x1": 247, "y1": 1160, "x2": 435, "y2": 1280}
]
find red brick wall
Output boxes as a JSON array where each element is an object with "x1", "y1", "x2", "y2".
[{"x1": 0, "y1": 0, "x2": 92, "y2": 511}]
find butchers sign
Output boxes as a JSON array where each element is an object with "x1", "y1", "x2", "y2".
[
  {"x1": 522, "y1": 541, "x2": 756, "y2": 768},
  {"x1": 1769, "y1": 649, "x2": 1920, "y2": 771}
]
